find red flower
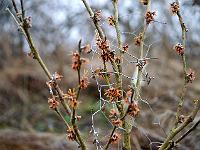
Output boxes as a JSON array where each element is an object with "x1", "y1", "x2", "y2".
[
  {"x1": 145, "y1": 11, "x2": 157, "y2": 24},
  {"x1": 48, "y1": 97, "x2": 59, "y2": 109},
  {"x1": 174, "y1": 43, "x2": 184, "y2": 56},
  {"x1": 105, "y1": 87, "x2": 121, "y2": 102},
  {"x1": 170, "y1": 2, "x2": 180, "y2": 14}
]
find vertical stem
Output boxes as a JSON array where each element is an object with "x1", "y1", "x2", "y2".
[
  {"x1": 133, "y1": 1, "x2": 150, "y2": 100},
  {"x1": 112, "y1": 0, "x2": 130, "y2": 149},
  {"x1": 175, "y1": 0, "x2": 188, "y2": 127}
]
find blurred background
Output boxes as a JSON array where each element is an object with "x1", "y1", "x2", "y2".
[{"x1": 0, "y1": 0, "x2": 200, "y2": 149}]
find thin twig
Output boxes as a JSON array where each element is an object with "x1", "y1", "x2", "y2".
[
  {"x1": 176, "y1": 118, "x2": 200, "y2": 144},
  {"x1": 174, "y1": 0, "x2": 188, "y2": 127},
  {"x1": 104, "y1": 126, "x2": 117, "y2": 150},
  {"x1": 158, "y1": 99, "x2": 200, "y2": 150}
]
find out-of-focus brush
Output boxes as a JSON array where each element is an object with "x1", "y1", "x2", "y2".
[{"x1": 0, "y1": 0, "x2": 11, "y2": 13}]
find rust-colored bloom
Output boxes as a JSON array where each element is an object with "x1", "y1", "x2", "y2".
[
  {"x1": 80, "y1": 72, "x2": 89, "y2": 89},
  {"x1": 136, "y1": 59, "x2": 147, "y2": 70},
  {"x1": 105, "y1": 87, "x2": 121, "y2": 102},
  {"x1": 64, "y1": 89, "x2": 76, "y2": 100},
  {"x1": 122, "y1": 44, "x2": 129, "y2": 52},
  {"x1": 112, "y1": 118, "x2": 122, "y2": 127},
  {"x1": 145, "y1": 11, "x2": 157, "y2": 24},
  {"x1": 72, "y1": 52, "x2": 81, "y2": 70},
  {"x1": 64, "y1": 89, "x2": 78, "y2": 108},
  {"x1": 170, "y1": 2, "x2": 180, "y2": 14},
  {"x1": 174, "y1": 43, "x2": 184, "y2": 56},
  {"x1": 101, "y1": 50, "x2": 115, "y2": 62},
  {"x1": 110, "y1": 133, "x2": 121, "y2": 144},
  {"x1": 96, "y1": 37, "x2": 110, "y2": 51},
  {"x1": 96, "y1": 33, "x2": 114, "y2": 62},
  {"x1": 46, "y1": 80, "x2": 55, "y2": 89},
  {"x1": 48, "y1": 97, "x2": 59, "y2": 109},
  {"x1": 134, "y1": 33, "x2": 143, "y2": 46},
  {"x1": 127, "y1": 102, "x2": 140, "y2": 117},
  {"x1": 108, "y1": 16, "x2": 115, "y2": 26},
  {"x1": 94, "y1": 10, "x2": 102, "y2": 22},
  {"x1": 67, "y1": 127, "x2": 76, "y2": 141},
  {"x1": 186, "y1": 69, "x2": 195, "y2": 83}
]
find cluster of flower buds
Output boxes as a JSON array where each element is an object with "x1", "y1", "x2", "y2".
[
  {"x1": 71, "y1": 52, "x2": 88, "y2": 70},
  {"x1": 80, "y1": 71, "x2": 89, "y2": 89},
  {"x1": 23, "y1": 16, "x2": 32, "y2": 28},
  {"x1": 108, "y1": 16, "x2": 115, "y2": 26},
  {"x1": 127, "y1": 102, "x2": 140, "y2": 117},
  {"x1": 136, "y1": 59, "x2": 147, "y2": 70},
  {"x1": 67, "y1": 127, "x2": 76, "y2": 141},
  {"x1": 134, "y1": 33, "x2": 143, "y2": 46},
  {"x1": 105, "y1": 87, "x2": 121, "y2": 102},
  {"x1": 94, "y1": 10, "x2": 102, "y2": 23},
  {"x1": 48, "y1": 97, "x2": 59, "y2": 109},
  {"x1": 96, "y1": 34, "x2": 114, "y2": 62},
  {"x1": 46, "y1": 72, "x2": 63, "y2": 109},
  {"x1": 186, "y1": 69, "x2": 195, "y2": 83},
  {"x1": 174, "y1": 43, "x2": 184, "y2": 56},
  {"x1": 64, "y1": 89, "x2": 78, "y2": 108},
  {"x1": 110, "y1": 133, "x2": 121, "y2": 144},
  {"x1": 170, "y1": 2, "x2": 180, "y2": 14},
  {"x1": 109, "y1": 109, "x2": 122, "y2": 127},
  {"x1": 145, "y1": 11, "x2": 157, "y2": 24},
  {"x1": 122, "y1": 44, "x2": 129, "y2": 53}
]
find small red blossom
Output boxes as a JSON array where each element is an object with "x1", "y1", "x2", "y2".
[
  {"x1": 72, "y1": 52, "x2": 81, "y2": 70},
  {"x1": 94, "y1": 10, "x2": 102, "y2": 22},
  {"x1": 127, "y1": 102, "x2": 140, "y2": 117},
  {"x1": 110, "y1": 133, "x2": 121, "y2": 144},
  {"x1": 186, "y1": 69, "x2": 195, "y2": 83},
  {"x1": 67, "y1": 127, "x2": 76, "y2": 141},
  {"x1": 134, "y1": 33, "x2": 143, "y2": 46},
  {"x1": 105, "y1": 87, "x2": 121, "y2": 102},
  {"x1": 112, "y1": 118, "x2": 122, "y2": 127},
  {"x1": 170, "y1": 2, "x2": 180, "y2": 14},
  {"x1": 80, "y1": 72, "x2": 89, "y2": 89},
  {"x1": 122, "y1": 44, "x2": 129, "y2": 52},
  {"x1": 64, "y1": 89, "x2": 78, "y2": 108},
  {"x1": 48, "y1": 97, "x2": 59, "y2": 109},
  {"x1": 108, "y1": 16, "x2": 115, "y2": 26},
  {"x1": 96, "y1": 33, "x2": 114, "y2": 62},
  {"x1": 145, "y1": 11, "x2": 157, "y2": 24},
  {"x1": 174, "y1": 43, "x2": 184, "y2": 56}
]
